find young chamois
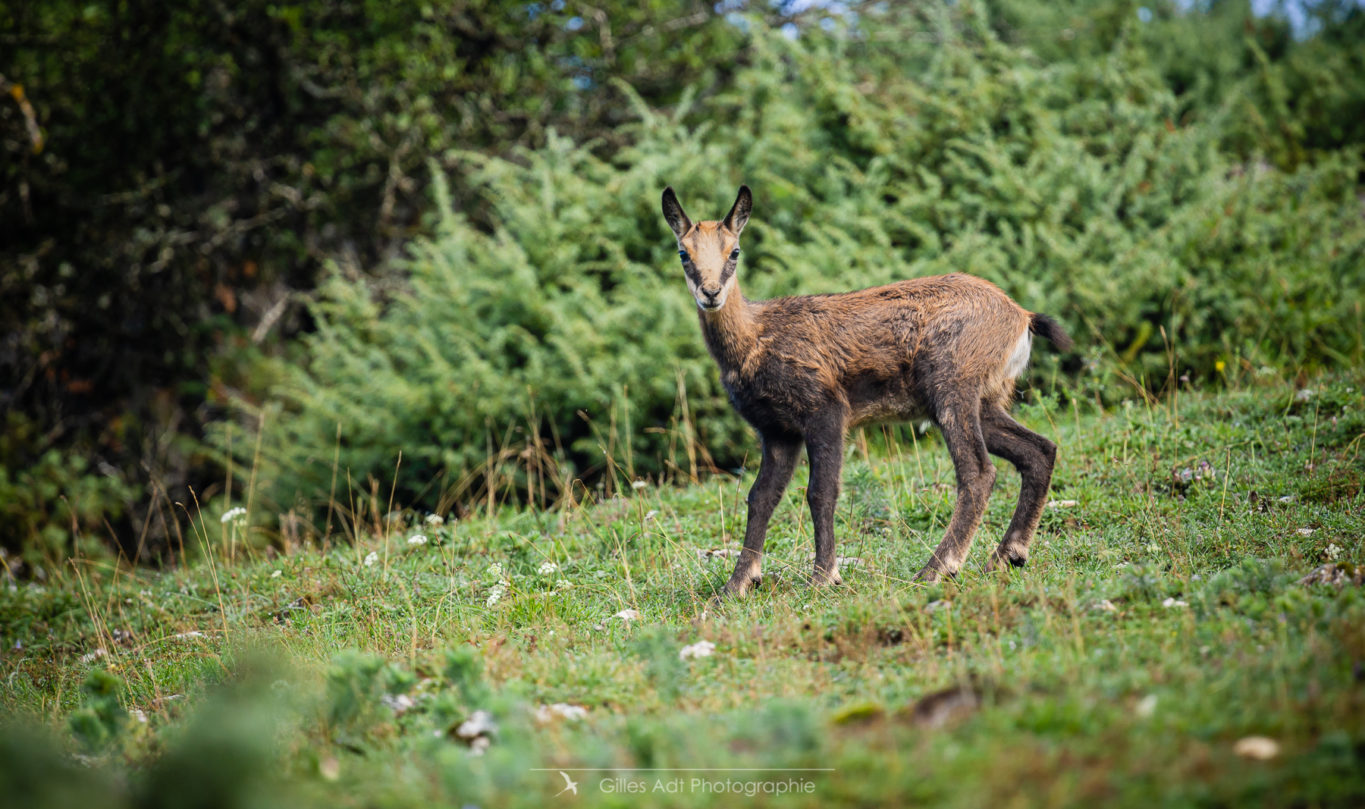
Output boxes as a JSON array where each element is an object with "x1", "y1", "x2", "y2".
[{"x1": 661, "y1": 185, "x2": 1073, "y2": 597}]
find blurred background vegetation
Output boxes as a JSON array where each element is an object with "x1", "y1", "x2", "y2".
[{"x1": 2, "y1": 0, "x2": 1363, "y2": 571}]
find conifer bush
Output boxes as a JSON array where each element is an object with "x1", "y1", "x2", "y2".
[{"x1": 219, "y1": 10, "x2": 1365, "y2": 525}]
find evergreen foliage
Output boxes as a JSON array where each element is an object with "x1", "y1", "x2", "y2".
[{"x1": 221, "y1": 7, "x2": 1365, "y2": 527}]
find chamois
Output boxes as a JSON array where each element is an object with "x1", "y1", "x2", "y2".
[{"x1": 661, "y1": 185, "x2": 1072, "y2": 597}]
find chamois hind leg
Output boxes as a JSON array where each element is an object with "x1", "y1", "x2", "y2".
[
  {"x1": 721, "y1": 433, "x2": 802, "y2": 598},
  {"x1": 980, "y1": 404, "x2": 1057, "y2": 571},
  {"x1": 805, "y1": 409, "x2": 847, "y2": 587},
  {"x1": 915, "y1": 398, "x2": 997, "y2": 583}
]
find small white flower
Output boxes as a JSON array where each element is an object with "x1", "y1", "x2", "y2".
[
  {"x1": 554, "y1": 579, "x2": 573, "y2": 592},
  {"x1": 679, "y1": 640, "x2": 716, "y2": 660},
  {"x1": 1161, "y1": 597, "x2": 1188, "y2": 609},
  {"x1": 173, "y1": 631, "x2": 205, "y2": 640},
  {"x1": 487, "y1": 562, "x2": 505, "y2": 580},
  {"x1": 538, "y1": 561, "x2": 559, "y2": 576},
  {"x1": 1325, "y1": 543, "x2": 1342, "y2": 560},
  {"x1": 364, "y1": 551, "x2": 379, "y2": 567},
  {"x1": 1146, "y1": 542, "x2": 1161, "y2": 554},
  {"x1": 486, "y1": 583, "x2": 507, "y2": 608},
  {"x1": 407, "y1": 534, "x2": 428, "y2": 546},
  {"x1": 644, "y1": 510, "x2": 659, "y2": 521},
  {"x1": 1092, "y1": 600, "x2": 1118, "y2": 613},
  {"x1": 614, "y1": 609, "x2": 641, "y2": 621},
  {"x1": 80, "y1": 648, "x2": 107, "y2": 664},
  {"x1": 1295, "y1": 527, "x2": 1315, "y2": 538},
  {"x1": 631, "y1": 479, "x2": 648, "y2": 490},
  {"x1": 425, "y1": 513, "x2": 445, "y2": 527},
  {"x1": 1134, "y1": 694, "x2": 1158, "y2": 718},
  {"x1": 220, "y1": 506, "x2": 247, "y2": 525},
  {"x1": 129, "y1": 708, "x2": 148, "y2": 724},
  {"x1": 271, "y1": 569, "x2": 282, "y2": 578},
  {"x1": 1047, "y1": 499, "x2": 1079, "y2": 509}
]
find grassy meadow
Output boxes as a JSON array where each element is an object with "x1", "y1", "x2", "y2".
[{"x1": 3, "y1": 370, "x2": 1363, "y2": 807}]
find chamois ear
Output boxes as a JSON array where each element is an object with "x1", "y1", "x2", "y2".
[
  {"x1": 661, "y1": 187, "x2": 692, "y2": 239},
  {"x1": 723, "y1": 185, "x2": 752, "y2": 235}
]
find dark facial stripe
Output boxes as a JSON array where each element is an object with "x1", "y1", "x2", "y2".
[{"x1": 719, "y1": 258, "x2": 737, "y2": 286}]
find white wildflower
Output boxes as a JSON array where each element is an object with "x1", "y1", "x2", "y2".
[
  {"x1": 271, "y1": 569, "x2": 282, "y2": 579},
  {"x1": 1161, "y1": 597, "x2": 1188, "y2": 609},
  {"x1": 1092, "y1": 600, "x2": 1118, "y2": 613},
  {"x1": 425, "y1": 513, "x2": 445, "y2": 527},
  {"x1": 1295, "y1": 527, "x2": 1315, "y2": 537},
  {"x1": 487, "y1": 562, "x2": 505, "y2": 580},
  {"x1": 538, "y1": 561, "x2": 559, "y2": 576},
  {"x1": 1134, "y1": 694, "x2": 1157, "y2": 718},
  {"x1": 486, "y1": 583, "x2": 507, "y2": 608},
  {"x1": 1326, "y1": 543, "x2": 1342, "y2": 560},
  {"x1": 407, "y1": 534, "x2": 428, "y2": 546},
  {"x1": 645, "y1": 510, "x2": 659, "y2": 521},
  {"x1": 679, "y1": 640, "x2": 716, "y2": 660},
  {"x1": 364, "y1": 551, "x2": 379, "y2": 567},
  {"x1": 534, "y1": 703, "x2": 588, "y2": 723},
  {"x1": 554, "y1": 579, "x2": 573, "y2": 592},
  {"x1": 129, "y1": 708, "x2": 148, "y2": 724},
  {"x1": 614, "y1": 609, "x2": 641, "y2": 621},
  {"x1": 173, "y1": 631, "x2": 205, "y2": 640},
  {"x1": 220, "y1": 506, "x2": 247, "y2": 525},
  {"x1": 1047, "y1": 499, "x2": 1079, "y2": 509},
  {"x1": 631, "y1": 479, "x2": 648, "y2": 490},
  {"x1": 80, "y1": 648, "x2": 107, "y2": 664}
]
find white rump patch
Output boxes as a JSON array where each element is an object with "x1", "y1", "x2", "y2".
[{"x1": 1004, "y1": 328, "x2": 1032, "y2": 379}]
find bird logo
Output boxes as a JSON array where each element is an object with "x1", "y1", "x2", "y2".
[{"x1": 555, "y1": 771, "x2": 579, "y2": 797}]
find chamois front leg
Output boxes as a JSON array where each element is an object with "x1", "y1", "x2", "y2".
[
  {"x1": 805, "y1": 411, "x2": 847, "y2": 588},
  {"x1": 721, "y1": 434, "x2": 801, "y2": 598}
]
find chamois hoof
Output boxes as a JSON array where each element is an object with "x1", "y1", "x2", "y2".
[
  {"x1": 716, "y1": 572, "x2": 762, "y2": 600},
  {"x1": 986, "y1": 548, "x2": 1028, "y2": 572},
  {"x1": 810, "y1": 571, "x2": 843, "y2": 589},
  {"x1": 914, "y1": 565, "x2": 957, "y2": 584}
]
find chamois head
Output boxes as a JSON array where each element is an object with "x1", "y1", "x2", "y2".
[{"x1": 661, "y1": 185, "x2": 752, "y2": 312}]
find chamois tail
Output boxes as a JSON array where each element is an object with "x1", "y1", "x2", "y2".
[{"x1": 1029, "y1": 313, "x2": 1073, "y2": 352}]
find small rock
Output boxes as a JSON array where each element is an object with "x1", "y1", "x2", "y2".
[
  {"x1": 1161, "y1": 597, "x2": 1188, "y2": 609},
  {"x1": 911, "y1": 684, "x2": 980, "y2": 729},
  {"x1": 381, "y1": 694, "x2": 416, "y2": 715},
  {"x1": 679, "y1": 641, "x2": 716, "y2": 660},
  {"x1": 319, "y1": 755, "x2": 341, "y2": 781},
  {"x1": 1134, "y1": 694, "x2": 1157, "y2": 718},
  {"x1": 1047, "y1": 499, "x2": 1079, "y2": 508},
  {"x1": 1234, "y1": 736, "x2": 1280, "y2": 760},
  {"x1": 614, "y1": 609, "x2": 641, "y2": 621},
  {"x1": 534, "y1": 703, "x2": 589, "y2": 723}
]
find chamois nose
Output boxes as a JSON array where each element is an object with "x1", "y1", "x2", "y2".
[{"x1": 699, "y1": 285, "x2": 721, "y2": 305}]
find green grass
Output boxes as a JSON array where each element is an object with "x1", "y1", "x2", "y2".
[{"x1": 3, "y1": 372, "x2": 1364, "y2": 808}]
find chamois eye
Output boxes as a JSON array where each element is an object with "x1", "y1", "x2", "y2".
[
  {"x1": 678, "y1": 250, "x2": 690, "y2": 264},
  {"x1": 730, "y1": 248, "x2": 740, "y2": 260}
]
